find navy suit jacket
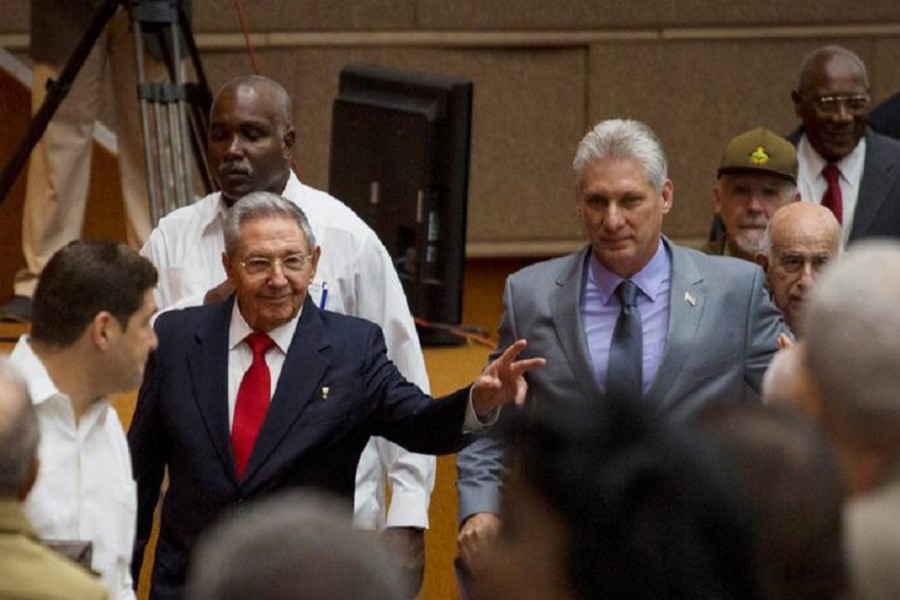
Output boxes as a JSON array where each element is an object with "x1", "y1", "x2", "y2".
[
  {"x1": 129, "y1": 297, "x2": 472, "y2": 599},
  {"x1": 456, "y1": 240, "x2": 785, "y2": 521},
  {"x1": 788, "y1": 128, "x2": 900, "y2": 242}
]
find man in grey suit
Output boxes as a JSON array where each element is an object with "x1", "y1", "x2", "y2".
[{"x1": 456, "y1": 119, "x2": 785, "y2": 566}]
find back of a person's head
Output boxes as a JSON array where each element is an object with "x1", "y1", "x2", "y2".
[
  {"x1": 509, "y1": 402, "x2": 763, "y2": 600},
  {"x1": 699, "y1": 404, "x2": 848, "y2": 600},
  {"x1": 187, "y1": 491, "x2": 403, "y2": 600},
  {"x1": 31, "y1": 240, "x2": 158, "y2": 347},
  {"x1": 0, "y1": 359, "x2": 37, "y2": 500},
  {"x1": 802, "y1": 240, "x2": 900, "y2": 450}
]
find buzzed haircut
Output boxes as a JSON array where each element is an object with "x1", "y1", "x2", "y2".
[
  {"x1": 796, "y1": 45, "x2": 869, "y2": 93},
  {"x1": 31, "y1": 240, "x2": 158, "y2": 347},
  {"x1": 214, "y1": 74, "x2": 293, "y2": 131}
]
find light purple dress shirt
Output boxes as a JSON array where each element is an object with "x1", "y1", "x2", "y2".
[{"x1": 581, "y1": 240, "x2": 672, "y2": 395}]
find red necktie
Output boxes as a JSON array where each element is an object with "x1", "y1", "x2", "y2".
[
  {"x1": 232, "y1": 332, "x2": 275, "y2": 478},
  {"x1": 821, "y1": 164, "x2": 843, "y2": 224}
]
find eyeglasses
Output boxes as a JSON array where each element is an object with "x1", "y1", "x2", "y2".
[
  {"x1": 776, "y1": 252, "x2": 832, "y2": 275},
  {"x1": 239, "y1": 253, "x2": 310, "y2": 276},
  {"x1": 810, "y1": 94, "x2": 870, "y2": 115}
]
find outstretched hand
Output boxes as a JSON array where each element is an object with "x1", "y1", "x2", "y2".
[{"x1": 471, "y1": 339, "x2": 546, "y2": 416}]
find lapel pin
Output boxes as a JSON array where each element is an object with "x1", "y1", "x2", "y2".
[
  {"x1": 684, "y1": 292, "x2": 696, "y2": 307},
  {"x1": 321, "y1": 386, "x2": 330, "y2": 400}
]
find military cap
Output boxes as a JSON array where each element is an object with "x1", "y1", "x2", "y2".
[{"x1": 718, "y1": 127, "x2": 797, "y2": 183}]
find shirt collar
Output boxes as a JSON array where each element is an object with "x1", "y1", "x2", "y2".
[
  {"x1": 12, "y1": 336, "x2": 109, "y2": 424},
  {"x1": 201, "y1": 170, "x2": 301, "y2": 234},
  {"x1": 799, "y1": 133, "x2": 867, "y2": 183},
  {"x1": 588, "y1": 239, "x2": 671, "y2": 306},
  {"x1": 228, "y1": 298, "x2": 302, "y2": 354}
]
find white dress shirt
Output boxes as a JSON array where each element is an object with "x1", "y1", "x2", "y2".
[
  {"x1": 141, "y1": 172, "x2": 435, "y2": 529},
  {"x1": 797, "y1": 134, "x2": 866, "y2": 245},
  {"x1": 11, "y1": 336, "x2": 136, "y2": 600}
]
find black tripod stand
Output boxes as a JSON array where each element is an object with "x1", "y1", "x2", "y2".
[{"x1": 0, "y1": 0, "x2": 213, "y2": 224}]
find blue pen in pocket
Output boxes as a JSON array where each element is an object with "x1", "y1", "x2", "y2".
[{"x1": 319, "y1": 281, "x2": 328, "y2": 309}]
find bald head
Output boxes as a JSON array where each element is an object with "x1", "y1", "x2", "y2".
[
  {"x1": 208, "y1": 75, "x2": 296, "y2": 205},
  {"x1": 758, "y1": 203, "x2": 841, "y2": 334},
  {"x1": 0, "y1": 359, "x2": 38, "y2": 499}
]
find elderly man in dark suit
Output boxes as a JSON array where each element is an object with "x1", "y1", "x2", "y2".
[
  {"x1": 789, "y1": 45, "x2": 900, "y2": 244},
  {"x1": 456, "y1": 118, "x2": 786, "y2": 567},
  {"x1": 128, "y1": 192, "x2": 544, "y2": 600}
]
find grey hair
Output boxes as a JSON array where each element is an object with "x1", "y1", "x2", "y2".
[
  {"x1": 188, "y1": 490, "x2": 404, "y2": 600},
  {"x1": 796, "y1": 45, "x2": 869, "y2": 93},
  {"x1": 803, "y1": 240, "x2": 900, "y2": 448},
  {"x1": 223, "y1": 192, "x2": 317, "y2": 257},
  {"x1": 572, "y1": 119, "x2": 668, "y2": 193},
  {"x1": 0, "y1": 358, "x2": 38, "y2": 497}
]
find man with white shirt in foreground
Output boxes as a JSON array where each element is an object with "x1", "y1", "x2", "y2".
[
  {"x1": 140, "y1": 74, "x2": 435, "y2": 594},
  {"x1": 9, "y1": 240, "x2": 159, "y2": 600}
]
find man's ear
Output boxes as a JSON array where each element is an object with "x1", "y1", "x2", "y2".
[
  {"x1": 307, "y1": 245, "x2": 322, "y2": 282},
  {"x1": 222, "y1": 252, "x2": 235, "y2": 281},
  {"x1": 283, "y1": 126, "x2": 296, "y2": 159},
  {"x1": 89, "y1": 311, "x2": 116, "y2": 349}
]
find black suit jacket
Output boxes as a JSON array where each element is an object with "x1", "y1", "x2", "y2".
[
  {"x1": 129, "y1": 297, "x2": 473, "y2": 599},
  {"x1": 788, "y1": 128, "x2": 900, "y2": 242}
]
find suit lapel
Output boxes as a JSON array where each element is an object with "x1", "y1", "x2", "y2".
[
  {"x1": 851, "y1": 131, "x2": 898, "y2": 241},
  {"x1": 550, "y1": 247, "x2": 602, "y2": 401},
  {"x1": 240, "y1": 298, "x2": 330, "y2": 484},
  {"x1": 646, "y1": 241, "x2": 706, "y2": 409},
  {"x1": 187, "y1": 300, "x2": 236, "y2": 482}
]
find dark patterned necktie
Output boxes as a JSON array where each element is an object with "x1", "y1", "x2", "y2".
[{"x1": 607, "y1": 280, "x2": 643, "y2": 402}]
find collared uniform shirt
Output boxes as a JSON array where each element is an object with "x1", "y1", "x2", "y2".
[
  {"x1": 141, "y1": 172, "x2": 435, "y2": 529},
  {"x1": 12, "y1": 336, "x2": 136, "y2": 600},
  {"x1": 797, "y1": 134, "x2": 866, "y2": 245}
]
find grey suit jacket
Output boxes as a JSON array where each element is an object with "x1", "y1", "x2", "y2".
[{"x1": 456, "y1": 239, "x2": 785, "y2": 520}]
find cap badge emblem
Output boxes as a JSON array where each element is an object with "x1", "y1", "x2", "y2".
[{"x1": 749, "y1": 146, "x2": 770, "y2": 164}]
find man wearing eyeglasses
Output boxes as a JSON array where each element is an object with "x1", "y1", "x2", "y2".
[
  {"x1": 789, "y1": 45, "x2": 900, "y2": 245},
  {"x1": 129, "y1": 192, "x2": 544, "y2": 600},
  {"x1": 755, "y1": 202, "x2": 841, "y2": 336},
  {"x1": 140, "y1": 75, "x2": 436, "y2": 597}
]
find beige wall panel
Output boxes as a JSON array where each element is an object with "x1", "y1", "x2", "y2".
[
  {"x1": 871, "y1": 39, "x2": 900, "y2": 102},
  {"x1": 416, "y1": 0, "x2": 900, "y2": 30},
  {"x1": 0, "y1": 1, "x2": 26, "y2": 33},
  {"x1": 587, "y1": 38, "x2": 892, "y2": 242},
  {"x1": 192, "y1": 0, "x2": 417, "y2": 33},
  {"x1": 202, "y1": 46, "x2": 586, "y2": 246}
]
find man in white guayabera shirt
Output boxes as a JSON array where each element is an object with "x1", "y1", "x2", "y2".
[
  {"x1": 139, "y1": 74, "x2": 435, "y2": 594},
  {"x1": 10, "y1": 240, "x2": 159, "y2": 600}
]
